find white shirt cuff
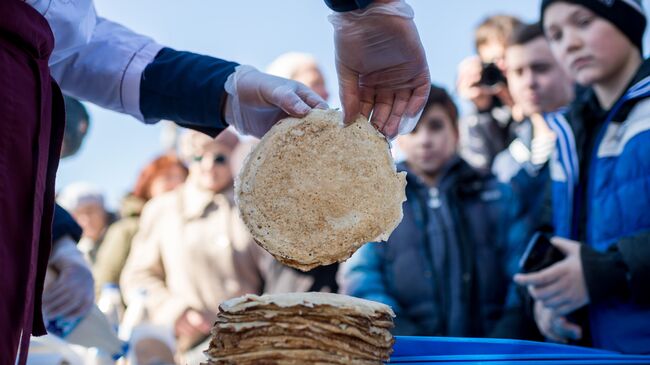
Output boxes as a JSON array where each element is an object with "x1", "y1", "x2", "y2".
[{"x1": 121, "y1": 42, "x2": 165, "y2": 122}]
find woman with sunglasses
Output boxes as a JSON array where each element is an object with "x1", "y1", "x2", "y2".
[{"x1": 120, "y1": 129, "x2": 263, "y2": 364}]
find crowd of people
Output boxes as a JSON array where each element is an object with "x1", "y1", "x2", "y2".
[{"x1": 2, "y1": 0, "x2": 650, "y2": 364}]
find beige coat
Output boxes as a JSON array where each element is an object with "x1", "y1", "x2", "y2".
[{"x1": 120, "y1": 183, "x2": 262, "y2": 338}]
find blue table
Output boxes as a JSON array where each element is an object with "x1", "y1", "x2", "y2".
[{"x1": 389, "y1": 336, "x2": 650, "y2": 364}]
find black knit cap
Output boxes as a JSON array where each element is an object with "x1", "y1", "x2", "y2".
[{"x1": 541, "y1": 0, "x2": 646, "y2": 52}]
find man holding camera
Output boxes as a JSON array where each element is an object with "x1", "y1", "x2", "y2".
[{"x1": 457, "y1": 15, "x2": 521, "y2": 171}]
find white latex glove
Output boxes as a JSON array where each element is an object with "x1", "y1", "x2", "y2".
[
  {"x1": 224, "y1": 65, "x2": 329, "y2": 138},
  {"x1": 329, "y1": 0, "x2": 430, "y2": 139},
  {"x1": 43, "y1": 236, "x2": 95, "y2": 322}
]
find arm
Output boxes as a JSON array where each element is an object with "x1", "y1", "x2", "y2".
[
  {"x1": 512, "y1": 234, "x2": 650, "y2": 342},
  {"x1": 139, "y1": 47, "x2": 237, "y2": 137},
  {"x1": 50, "y1": 15, "x2": 233, "y2": 134},
  {"x1": 338, "y1": 242, "x2": 405, "y2": 311},
  {"x1": 50, "y1": 16, "x2": 163, "y2": 122},
  {"x1": 51, "y1": 13, "x2": 325, "y2": 138},
  {"x1": 582, "y1": 231, "x2": 650, "y2": 306},
  {"x1": 339, "y1": 243, "x2": 420, "y2": 334},
  {"x1": 120, "y1": 201, "x2": 187, "y2": 326}
]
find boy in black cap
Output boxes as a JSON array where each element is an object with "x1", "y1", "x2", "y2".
[{"x1": 514, "y1": 0, "x2": 650, "y2": 354}]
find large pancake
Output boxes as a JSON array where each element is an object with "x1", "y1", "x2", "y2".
[{"x1": 235, "y1": 109, "x2": 406, "y2": 271}]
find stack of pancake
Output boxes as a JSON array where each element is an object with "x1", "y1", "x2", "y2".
[{"x1": 204, "y1": 292, "x2": 395, "y2": 365}]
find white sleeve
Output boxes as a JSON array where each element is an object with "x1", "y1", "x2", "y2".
[{"x1": 49, "y1": 14, "x2": 164, "y2": 122}]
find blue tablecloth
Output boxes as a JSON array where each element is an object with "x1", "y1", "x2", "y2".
[{"x1": 389, "y1": 336, "x2": 650, "y2": 364}]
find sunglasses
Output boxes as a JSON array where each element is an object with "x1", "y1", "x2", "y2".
[{"x1": 192, "y1": 153, "x2": 228, "y2": 165}]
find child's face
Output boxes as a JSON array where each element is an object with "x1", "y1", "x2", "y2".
[
  {"x1": 397, "y1": 105, "x2": 458, "y2": 177},
  {"x1": 543, "y1": 2, "x2": 638, "y2": 87}
]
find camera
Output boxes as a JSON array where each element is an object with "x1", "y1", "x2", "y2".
[{"x1": 478, "y1": 62, "x2": 506, "y2": 87}]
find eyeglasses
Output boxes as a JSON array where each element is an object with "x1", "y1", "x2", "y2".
[{"x1": 192, "y1": 153, "x2": 228, "y2": 165}]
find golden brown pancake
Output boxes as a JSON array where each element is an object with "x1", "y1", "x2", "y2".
[{"x1": 235, "y1": 109, "x2": 406, "y2": 271}]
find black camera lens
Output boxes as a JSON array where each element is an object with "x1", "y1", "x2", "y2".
[{"x1": 478, "y1": 63, "x2": 506, "y2": 87}]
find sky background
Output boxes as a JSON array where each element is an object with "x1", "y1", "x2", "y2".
[{"x1": 57, "y1": 0, "x2": 650, "y2": 210}]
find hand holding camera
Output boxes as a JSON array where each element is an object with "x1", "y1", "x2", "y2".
[{"x1": 457, "y1": 56, "x2": 512, "y2": 111}]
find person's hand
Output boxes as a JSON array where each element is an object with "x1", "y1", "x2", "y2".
[
  {"x1": 174, "y1": 308, "x2": 214, "y2": 339},
  {"x1": 493, "y1": 83, "x2": 514, "y2": 108},
  {"x1": 456, "y1": 56, "x2": 513, "y2": 111},
  {"x1": 224, "y1": 65, "x2": 328, "y2": 138},
  {"x1": 456, "y1": 56, "x2": 493, "y2": 111},
  {"x1": 329, "y1": 0, "x2": 430, "y2": 138},
  {"x1": 530, "y1": 113, "x2": 556, "y2": 139},
  {"x1": 533, "y1": 300, "x2": 582, "y2": 343},
  {"x1": 514, "y1": 237, "x2": 589, "y2": 316},
  {"x1": 43, "y1": 237, "x2": 95, "y2": 322}
]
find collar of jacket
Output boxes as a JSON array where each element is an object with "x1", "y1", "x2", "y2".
[
  {"x1": 177, "y1": 182, "x2": 234, "y2": 220},
  {"x1": 398, "y1": 156, "x2": 489, "y2": 197},
  {"x1": 573, "y1": 57, "x2": 650, "y2": 126}
]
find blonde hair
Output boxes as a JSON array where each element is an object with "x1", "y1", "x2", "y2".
[
  {"x1": 266, "y1": 52, "x2": 319, "y2": 79},
  {"x1": 475, "y1": 14, "x2": 523, "y2": 52}
]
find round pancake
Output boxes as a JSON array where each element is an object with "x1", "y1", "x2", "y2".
[
  {"x1": 235, "y1": 109, "x2": 406, "y2": 271},
  {"x1": 219, "y1": 292, "x2": 395, "y2": 318}
]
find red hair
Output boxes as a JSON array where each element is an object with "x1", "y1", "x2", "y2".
[{"x1": 133, "y1": 154, "x2": 188, "y2": 201}]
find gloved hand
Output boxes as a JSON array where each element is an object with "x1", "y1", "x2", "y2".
[
  {"x1": 329, "y1": 0, "x2": 430, "y2": 139},
  {"x1": 224, "y1": 65, "x2": 329, "y2": 138},
  {"x1": 43, "y1": 236, "x2": 95, "y2": 322}
]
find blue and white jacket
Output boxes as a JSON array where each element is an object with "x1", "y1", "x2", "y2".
[{"x1": 545, "y1": 59, "x2": 650, "y2": 354}]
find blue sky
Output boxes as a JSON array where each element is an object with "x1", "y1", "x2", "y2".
[{"x1": 57, "y1": 0, "x2": 650, "y2": 210}]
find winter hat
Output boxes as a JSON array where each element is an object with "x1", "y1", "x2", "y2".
[
  {"x1": 541, "y1": 0, "x2": 646, "y2": 52},
  {"x1": 57, "y1": 182, "x2": 105, "y2": 212}
]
